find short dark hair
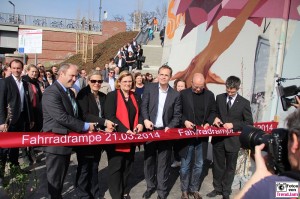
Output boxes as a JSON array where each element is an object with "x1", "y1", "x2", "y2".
[
  {"x1": 158, "y1": 64, "x2": 173, "y2": 77},
  {"x1": 9, "y1": 59, "x2": 24, "y2": 69},
  {"x1": 286, "y1": 109, "x2": 300, "y2": 141},
  {"x1": 225, "y1": 76, "x2": 241, "y2": 89},
  {"x1": 134, "y1": 72, "x2": 142, "y2": 79}
]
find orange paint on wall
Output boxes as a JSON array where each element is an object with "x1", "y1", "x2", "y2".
[{"x1": 166, "y1": 0, "x2": 184, "y2": 39}]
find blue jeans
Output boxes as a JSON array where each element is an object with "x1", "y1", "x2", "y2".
[{"x1": 180, "y1": 141, "x2": 203, "y2": 192}]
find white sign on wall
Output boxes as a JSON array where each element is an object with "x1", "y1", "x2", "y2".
[{"x1": 18, "y1": 29, "x2": 43, "y2": 54}]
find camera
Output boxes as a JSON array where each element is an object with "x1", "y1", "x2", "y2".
[
  {"x1": 276, "y1": 183, "x2": 288, "y2": 192},
  {"x1": 276, "y1": 79, "x2": 300, "y2": 111},
  {"x1": 240, "y1": 125, "x2": 291, "y2": 174}
]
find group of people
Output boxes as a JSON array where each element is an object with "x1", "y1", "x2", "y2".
[
  {"x1": 103, "y1": 39, "x2": 144, "y2": 74},
  {"x1": 1, "y1": 59, "x2": 299, "y2": 199}
]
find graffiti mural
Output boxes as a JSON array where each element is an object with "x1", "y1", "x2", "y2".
[{"x1": 164, "y1": 0, "x2": 300, "y2": 122}]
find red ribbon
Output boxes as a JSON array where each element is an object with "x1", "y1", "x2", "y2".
[{"x1": 0, "y1": 122, "x2": 278, "y2": 148}]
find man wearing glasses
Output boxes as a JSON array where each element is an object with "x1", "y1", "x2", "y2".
[
  {"x1": 207, "y1": 76, "x2": 253, "y2": 199},
  {"x1": 178, "y1": 73, "x2": 216, "y2": 199}
]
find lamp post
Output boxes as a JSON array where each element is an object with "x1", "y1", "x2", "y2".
[
  {"x1": 99, "y1": 0, "x2": 102, "y2": 22},
  {"x1": 8, "y1": 1, "x2": 15, "y2": 23}
]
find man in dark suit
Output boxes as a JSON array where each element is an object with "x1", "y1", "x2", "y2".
[
  {"x1": 104, "y1": 69, "x2": 116, "y2": 91},
  {"x1": 207, "y1": 76, "x2": 253, "y2": 199},
  {"x1": 115, "y1": 53, "x2": 127, "y2": 72},
  {"x1": 0, "y1": 59, "x2": 33, "y2": 178},
  {"x1": 141, "y1": 64, "x2": 182, "y2": 199},
  {"x1": 42, "y1": 63, "x2": 95, "y2": 199},
  {"x1": 178, "y1": 73, "x2": 216, "y2": 199}
]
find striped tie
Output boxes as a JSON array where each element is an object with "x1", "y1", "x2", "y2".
[
  {"x1": 227, "y1": 96, "x2": 232, "y2": 112},
  {"x1": 66, "y1": 89, "x2": 78, "y2": 117}
]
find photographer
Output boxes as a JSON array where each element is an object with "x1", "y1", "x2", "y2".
[
  {"x1": 292, "y1": 95, "x2": 300, "y2": 108},
  {"x1": 235, "y1": 109, "x2": 300, "y2": 199}
]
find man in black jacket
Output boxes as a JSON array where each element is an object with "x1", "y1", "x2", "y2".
[
  {"x1": 42, "y1": 63, "x2": 95, "y2": 199},
  {"x1": 115, "y1": 53, "x2": 127, "y2": 72},
  {"x1": 207, "y1": 76, "x2": 253, "y2": 199},
  {"x1": 0, "y1": 59, "x2": 33, "y2": 179},
  {"x1": 178, "y1": 73, "x2": 216, "y2": 199},
  {"x1": 159, "y1": 26, "x2": 165, "y2": 47}
]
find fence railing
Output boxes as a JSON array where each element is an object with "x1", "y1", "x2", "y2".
[{"x1": 0, "y1": 12, "x2": 102, "y2": 32}]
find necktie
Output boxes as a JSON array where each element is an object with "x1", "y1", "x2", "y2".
[
  {"x1": 227, "y1": 96, "x2": 232, "y2": 111},
  {"x1": 66, "y1": 89, "x2": 78, "y2": 117}
]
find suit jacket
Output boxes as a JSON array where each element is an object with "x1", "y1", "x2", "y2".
[
  {"x1": 77, "y1": 77, "x2": 87, "y2": 89},
  {"x1": 76, "y1": 85, "x2": 107, "y2": 154},
  {"x1": 114, "y1": 57, "x2": 127, "y2": 69},
  {"x1": 0, "y1": 75, "x2": 33, "y2": 126},
  {"x1": 22, "y1": 75, "x2": 43, "y2": 131},
  {"x1": 141, "y1": 83, "x2": 182, "y2": 129},
  {"x1": 137, "y1": 48, "x2": 143, "y2": 57},
  {"x1": 76, "y1": 85, "x2": 106, "y2": 126},
  {"x1": 212, "y1": 93, "x2": 253, "y2": 152},
  {"x1": 42, "y1": 81, "x2": 85, "y2": 155},
  {"x1": 178, "y1": 88, "x2": 216, "y2": 157}
]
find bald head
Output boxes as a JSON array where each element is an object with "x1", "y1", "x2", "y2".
[
  {"x1": 192, "y1": 73, "x2": 205, "y2": 84},
  {"x1": 191, "y1": 73, "x2": 205, "y2": 93}
]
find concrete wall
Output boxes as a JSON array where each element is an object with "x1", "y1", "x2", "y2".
[{"x1": 19, "y1": 21, "x2": 126, "y2": 65}]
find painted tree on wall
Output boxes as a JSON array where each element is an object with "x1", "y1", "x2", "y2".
[{"x1": 170, "y1": 0, "x2": 300, "y2": 86}]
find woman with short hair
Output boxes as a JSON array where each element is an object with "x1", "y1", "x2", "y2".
[
  {"x1": 75, "y1": 70, "x2": 114, "y2": 199},
  {"x1": 104, "y1": 71, "x2": 144, "y2": 199}
]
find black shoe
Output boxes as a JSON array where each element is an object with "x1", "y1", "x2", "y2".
[
  {"x1": 206, "y1": 190, "x2": 222, "y2": 197},
  {"x1": 222, "y1": 195, "x2": 230, "y2": 199},
  {"x1": 143, "y1": 190, "x2": 155, "y2": 199}
]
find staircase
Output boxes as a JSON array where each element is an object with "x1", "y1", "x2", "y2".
[{"x1": 141, "y1": 32, "x2": 163, "y2": 76}]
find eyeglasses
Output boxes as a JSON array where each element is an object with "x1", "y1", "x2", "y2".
[
  {"x1": 90, "y1": 80, "x2": 103, "y2": 84},
  {"x1": 109, "y1": 72, "x2": 115, "y2": 74},
  {"x1": 193, "y1": 86, "x2": 204, "y2": 90}
]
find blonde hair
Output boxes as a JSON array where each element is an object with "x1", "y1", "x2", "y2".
[
  {"x1": 115, "y1": 71, "x2": 134, "y2": 90},
  {"x1": 87, "y1": 69, "x2": 102, "y2": 81},
  {"x1": 26, "y1": 64, "x2": 38, "y2": 71}
]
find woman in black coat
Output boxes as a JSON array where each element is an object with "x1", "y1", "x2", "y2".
[
  {"x1": 104, "y1": 71, "x2": 144, "y2": 199},
  {"x1": 76, "y1": 70, "x2": 114, "y2": 199},
  {"x1": 136, "y1": 44, "x2": 144, "y2": 70}
]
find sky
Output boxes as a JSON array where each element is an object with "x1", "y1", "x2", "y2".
[{"x1": 0, "y1": 0, "x2": 167, "y2": 24}]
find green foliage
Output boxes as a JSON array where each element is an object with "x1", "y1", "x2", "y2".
[{"x1": 3, "y1": 164, "x2": 38, "y2": 199}]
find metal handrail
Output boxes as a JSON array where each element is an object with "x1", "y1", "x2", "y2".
[{"x1": 0, "y1": 12, "x2": 102, "y2": 32}]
